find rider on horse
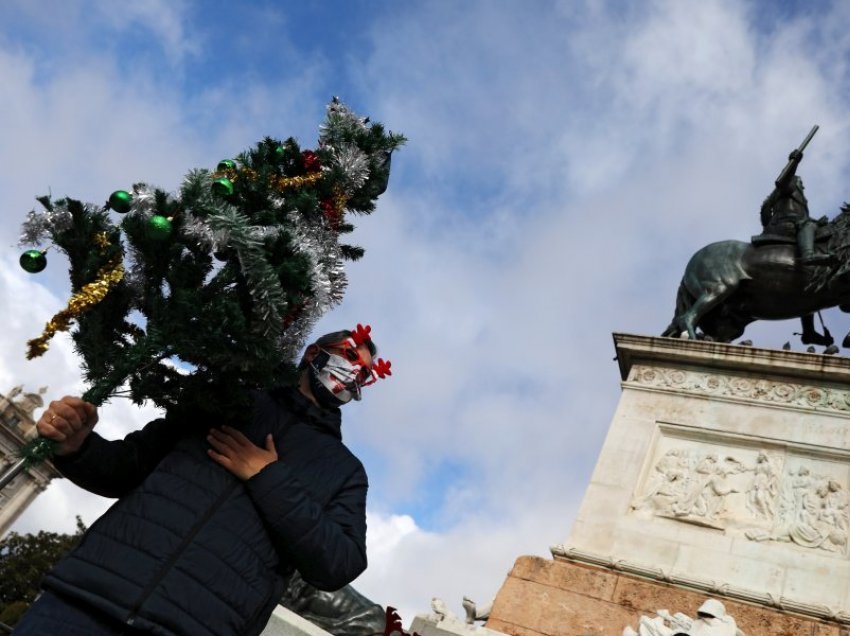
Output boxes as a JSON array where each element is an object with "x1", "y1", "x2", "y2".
[{"x1": 755, "y1": 132, "x2": 834, "y2": 265}]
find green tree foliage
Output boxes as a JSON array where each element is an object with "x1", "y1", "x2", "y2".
[{"x1": 0, "y1": 517, "x2": 86, "y2": 626}]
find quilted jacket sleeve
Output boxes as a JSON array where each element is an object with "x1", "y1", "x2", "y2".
[
  {"x1": 244, "y1": 460, "x2": 368, "y2": 591},
  {"x1": 52, "y1": 417, "x2": 181, "y2": 498}
]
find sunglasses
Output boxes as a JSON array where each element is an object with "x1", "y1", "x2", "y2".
[{"x1": 325, "y1": 345, "x2": 374, "y2": 386}]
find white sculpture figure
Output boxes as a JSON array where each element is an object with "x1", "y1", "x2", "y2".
[
  {"x1": 745, "y1": 451, "x2": 778, "y2": 519},
  {"x1": 623, "y1": 599, "x2": 743, "y2": 636},
  {"x1": 637, "y1": 450, "x2": 692, "y2": 513},
  {"x1": 412, "y1": 597, "x2": 503, "y2": 636},
  {"x1": 670, "y1": 454, "x2": 741, "y2": 521},
  {"x1": 12, "y1": 386, "x2": 47, "y2": 418},
  {"x1": 825, "y1": 479, "x2": 850, "y2": 534},
  {"x1": 692, "y1": 456, "x2": 742, "y2": 520},
  {"x1": 430, "y1": 598, "x2": 457, "y2": 623},
  {"x1": 461, "y1": 596, "x2": 492, "y2": 624},
  {"x1": 671, "y1": 453, "x2": 717, "y2": 516},
  {"x1": 682, "y1": 599, "x2": 742, "y2": 635},
  {"x1": 622, "y1": 612, "x2": 684, "y2": 636}
]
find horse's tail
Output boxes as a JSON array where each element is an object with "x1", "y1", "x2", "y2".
[{"x1": 661, "y1": 280, "x2": 694, "y2": 337}]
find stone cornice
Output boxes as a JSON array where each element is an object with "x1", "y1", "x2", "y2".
[
  {"x1": 614, "y1": 333, "x2": 850, "y2": 386},
  {"x1": 551, "y1": 545, "x2": 849, "y2": 623},
  {"x1": 626, "y1": 363, "x2": 850, "y2": 415}
]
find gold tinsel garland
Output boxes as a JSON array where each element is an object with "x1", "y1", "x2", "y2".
[
  {"x1": 26, "y1": 233, "x2": 125, "y2": 359},
  {"x1": 332, "y1": 187, "x2": 349, "y2": 212},
  {"x1": 214, "y1": 167, "x2": 324, "y2": 193}
]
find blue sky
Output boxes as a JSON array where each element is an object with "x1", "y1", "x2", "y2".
[{"x1": 5, "y1": 0, "x2": 850, "y2": 625}]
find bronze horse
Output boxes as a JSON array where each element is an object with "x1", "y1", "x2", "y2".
[{"x1": 662, "y1": 205, "x2": 850, "y2": 345}]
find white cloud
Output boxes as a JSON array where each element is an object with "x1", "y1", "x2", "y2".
[{"x1": 97, "y1": 0, "x2": 201, "y2": 65}]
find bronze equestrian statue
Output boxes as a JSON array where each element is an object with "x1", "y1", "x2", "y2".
[
  {"x1": 662, "y1": 126, "x2": 850, "y2": 346},
  {"x1": 758, "y1": 126, "x2": 833, "y2": 266}
]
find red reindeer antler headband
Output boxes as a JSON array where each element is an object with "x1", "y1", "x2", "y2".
[
  {"x1": 372, "y1": 358, "x2": 392, "y2": 378},
  {"x1": 351, "y1": 323, "x2": 372, "y2": 346}
]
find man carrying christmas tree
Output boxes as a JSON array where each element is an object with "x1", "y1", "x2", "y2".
[{"x1": 14, "y1": 325, "x2": 391, "y2": 636}]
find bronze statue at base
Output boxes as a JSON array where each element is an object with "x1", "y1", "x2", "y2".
[{"x1": 279, "y1": 571, "x2": 387, "y2": 635}]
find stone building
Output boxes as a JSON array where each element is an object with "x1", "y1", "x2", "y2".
[{"x1": 0, "y1": 386, "x2": 59, "y2": 536}]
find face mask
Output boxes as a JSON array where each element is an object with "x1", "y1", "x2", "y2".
[{"x1": 308, "y1": 349, "x2": 367, "y2": 408}]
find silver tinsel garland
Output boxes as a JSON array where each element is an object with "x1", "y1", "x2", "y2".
[
  {"x1": 276, "y1": 198, "x2": 348, "y2": 363},
  {"x1": 319, "y1": 97, "x2": 368, "y2": 147},
  {"x1": 332, "y1": 143, "x2": 370, "y2": 195},
  {"x1": 209, "y1": 209, "x2": 288, "y2": 339},
  {"x1": 126, "y1": 183, "x2": 158, "y2": 220},
  {"x1": 119, "y1": 183, "x2": 170, "y2": 304},
  {"x1": 175, "y1": 172, "x2": 291, "y2": 344},
  {"x1": 179, "y1": 171, "x2": 231, "y2": 253},
  {"x1": 19, "y1": 204, "x2": 73, "y2": 246},
  {"x1": 122, "y1": 256, "x2": 146, "y2": 307}
]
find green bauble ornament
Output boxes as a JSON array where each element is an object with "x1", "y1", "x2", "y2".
[
  {"x1": 108, "y1": 190, "x2": 133, "y2": 213},
  {"x1": 146, "y1": 215, "x2": 173, "y2": 240},
  {"x1": 20, "y1": 249, "x2": 47, "y2": 273},
  {"x1": 275, "y1": 145, "x2": 286, "y2": 158},
  {"x1": 217, "y1": 159, "x2": 236, "y2": 171},
  {"x1": 211, "y1": 177, "x2": 234, "y2": 197}
]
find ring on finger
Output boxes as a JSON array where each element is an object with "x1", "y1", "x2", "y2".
[{"x1": 49, "y1": 412, "x2": 57, "y2": 423}]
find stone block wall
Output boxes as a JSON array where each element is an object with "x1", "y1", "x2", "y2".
[{"x1": 486, "y1": 556, "x2": 846, "y2": 636}]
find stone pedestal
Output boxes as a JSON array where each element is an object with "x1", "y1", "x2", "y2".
[
  {"x1": 487, "y1": 334, "x2": 850, "y2": 634},
  {"x1": 487, "y1": 556, "x2": 840, "y2": 635}
]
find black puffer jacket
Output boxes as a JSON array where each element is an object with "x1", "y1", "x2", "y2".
[{"x1": 43, "y1": 386, "x2": 368, "y2": 636}]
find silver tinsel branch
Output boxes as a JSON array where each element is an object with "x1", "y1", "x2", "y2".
[
  {"x1": 206, "y1": 208, "x2": 289, "y2": 341},
  {"x1": 122, "y1": 255, "x2": 146, "y2": 307},
  {"x1": 19, "y1": 203, "x2": 73, "y2": 246},
  {"x1": 179, "y1": 170, "x2": 231, "y2": 253},
  {"x1": 332, "y1": 143, "x2": 370, "y2": 195},
  {"x1": 318, "y1": 97, "x2": 403, "y2": 203},
  {"x1": 177, "y1": 172, "x2": 290, "y2": 343},
  {"x1": 19, "y1": 210, "x2": 50, "y2": 246},
  {"x1": 278, "y1": 203, "x2": 348, "y2": 362},
  {"x1": 121, "y1": 182, "x2": 162, "y2": 304},
  {"x1": 126, "y1": 183, "x2": 158, "y2": 220},
  {"x1": 319, "y1": 97, "x2": 368, "y2": 147}
]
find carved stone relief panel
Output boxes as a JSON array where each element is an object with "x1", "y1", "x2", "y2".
[{"x1": 632, "y1": 427, "x2": 850, "y2": 556}]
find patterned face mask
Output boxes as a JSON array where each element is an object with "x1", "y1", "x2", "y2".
[{"x1": 308, "y1": 346, "x2": 371, "y2": 407}]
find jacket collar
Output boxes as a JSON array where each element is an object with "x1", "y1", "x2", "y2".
[{"x1": 273, "y1": 385, "x2": 343, "y2": 440}]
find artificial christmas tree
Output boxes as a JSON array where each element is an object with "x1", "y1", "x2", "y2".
[{"x1": 2, "y1": 98, "x2": 403, "y2": 486}]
